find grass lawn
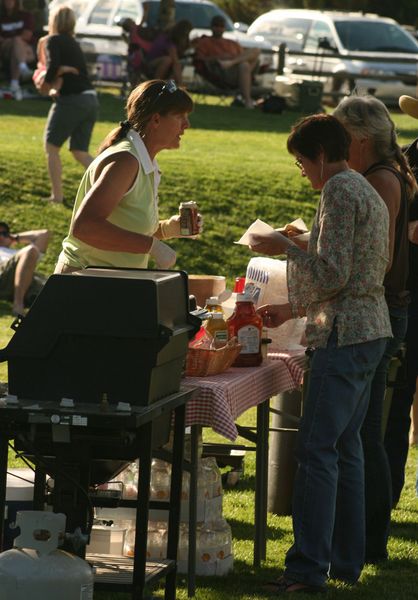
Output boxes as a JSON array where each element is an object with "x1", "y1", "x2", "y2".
[{"x1": 0, "y1": 92, "x2": 417, "y2": 598}]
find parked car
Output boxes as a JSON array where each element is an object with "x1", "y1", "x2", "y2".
[
  {"x1": 47, "y1": 0, "x2": 273, "y2": 86},
  {"x1": 247, "y1": 9, "x2": 418, "y2": 105}
]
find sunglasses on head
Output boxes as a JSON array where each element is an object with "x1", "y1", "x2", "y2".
[{"x1": 156, "y1": 80, "x2": 177, "y2": 100}]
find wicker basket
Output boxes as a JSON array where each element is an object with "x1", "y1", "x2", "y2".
[{"x1": 185, "y1": 338, "x2": 242, "y2": 377}]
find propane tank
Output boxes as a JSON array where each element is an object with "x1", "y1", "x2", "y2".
[{"x1": 0, "y1": 511, "x2": 94, "y2": 600}]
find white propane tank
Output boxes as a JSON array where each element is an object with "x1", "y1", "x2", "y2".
[{"x1": 0, "y1": 511, "x2": 94, "y2": 600}]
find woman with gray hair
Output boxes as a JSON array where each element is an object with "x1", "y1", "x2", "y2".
[{"x1": 333, "y1": 95, "x2": 416, "y2": 563}]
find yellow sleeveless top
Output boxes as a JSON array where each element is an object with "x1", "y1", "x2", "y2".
[{"x1": 59, "y1": 130, "x2": 160, "y2": 269}]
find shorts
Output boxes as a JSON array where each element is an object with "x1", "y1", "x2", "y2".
[
  {"x1": 44, "y1": 92, "x2": 99, "y2": 151},
  {"x1": 0, "y1": 253, "x2": 46, "y2": 306},
  {"x1": 206, "y1": 59, "x2": 240, "y2": 88}
]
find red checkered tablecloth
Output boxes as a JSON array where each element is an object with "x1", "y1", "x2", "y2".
[
  {"x1": 182, "y1": 359, "x2": 296, "y2": 441},
  {"x1": 268, "y1": 349, "x2": 308, "y2": 388}
]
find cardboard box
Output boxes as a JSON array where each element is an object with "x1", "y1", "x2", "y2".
[{"x1": 86, "y1": 525, "x2": 126, "y2": 555}]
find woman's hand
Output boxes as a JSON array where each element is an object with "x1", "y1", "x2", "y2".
[
  {"x1": 249, "y1": 231, "x2": 296, "y2": 256},
  {"x1": 256, "y1": 303, "x2": 293, "y2": 328},
  {"x1": 157, "y1": 213, "x2": 203, "y2": 239}
]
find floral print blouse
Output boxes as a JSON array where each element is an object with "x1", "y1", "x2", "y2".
[{"x1": 286, "y1": 170, "x2": 392, "y2": 348}]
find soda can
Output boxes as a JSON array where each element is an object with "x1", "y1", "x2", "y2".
[{"x1": 179, "y1": 201, "x2": 199, "y2": 236}]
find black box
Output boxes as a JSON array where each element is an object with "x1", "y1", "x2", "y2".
[{"x1": 1, "y1": 268, "x2": 200, "y2": 406}]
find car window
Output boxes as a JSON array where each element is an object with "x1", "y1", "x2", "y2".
[
  {"x1": 248, "y1": 17, "x2": 310, "y2": 50},
  {"x1": 304, "y1": 21, "x2": 335, "y2": 53},
  {"x1": 87, "y1": 0, "x2": 117, "y2": 25},
  {"x1": 146, "y1": 0, "x2": 234, "y2": 31},
  {"x1": 335, "y1": 20, "x2": 418, "y2": 53},
  {"x1": 115, "y1": 0, "x2": 142, "y2": 23}
]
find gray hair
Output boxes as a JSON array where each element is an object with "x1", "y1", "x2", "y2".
[
  {"x1": 333, "y1": 95, "x2": 396, "y2": 162},
  {"x1": 333, "y1": 95, "x2": 417, "y2": 200}
]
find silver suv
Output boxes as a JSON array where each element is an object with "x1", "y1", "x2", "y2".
[{"x1": 248, "y1": 9, "x2": 418, "y2": 104}]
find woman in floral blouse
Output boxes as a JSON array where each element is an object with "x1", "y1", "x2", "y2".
[{"x1": 250, "y1": 114, "x2": 392, "y2": 594}]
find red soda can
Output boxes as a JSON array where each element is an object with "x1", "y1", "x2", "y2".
[{"x1": 179, "y1": 201, "x2": 199, "y2": 236}]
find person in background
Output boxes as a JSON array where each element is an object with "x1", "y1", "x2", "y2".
[
  {"x1": 194, "y1": 15, "x2": 259, "y2": 109},
  {"x1": 250, "y1": 114, "x2": 391, "y2": 593},
  {"x1": 144, "y1": 19, "x2": 192, "y2": 85},
  {"x1": 0, "y1": 221, "x2": 50, "y2": 315},
  {"x1": 333, "y1": 95, "x2": 415, "y2": 563},
  {"x1": 383, "y1": 93, "x2": 418, "y2": 510},
  {"x1": 0, "y1": 0, "x2": 35, "y2": 99},
  {"x1": 43, "y1": 4, "x2": 98, "y2": 203},
  {"x1": 33, "y1": 32, "x2": 79, "y2": 97},
  {"x1": 54, "y1": 79, "x2": 201, "y2": 274},
  {"x1": 120, "y1": 16, "x2": 155, "y2": 85}
]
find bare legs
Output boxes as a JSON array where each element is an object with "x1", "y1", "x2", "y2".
[
  {"x1": 12, "y1": 246, "x2": 40, "y2": 315},
  {"x1": 45, "y1": 142, "x2": 63, "y2": 202},
  {"x1": 2, "y1": 36, "x2": 35, "y2": 82},
  {"x1": 218, "y1": 48, "x2": 260, "y2": 108},
  {"x1": 71, "y1": 149, "x2": 94, "y2": 169},
  {"x1": 45, "y1": 143, "x2": 94, "y2": 202}
]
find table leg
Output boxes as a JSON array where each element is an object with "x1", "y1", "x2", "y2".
[
  {"x1": 187, "y1": 424, "x2": 200, "y2": 597},
  {"x1": 254, "y1": 398, "x2": 270, "y2": 566},
  {"x1": 133, "y1": 420, "x2": 153, "y2": 599},
  {"x1": 0, "y1": 435, "x2": 8, "y2": 551},
  {"x1": 165, "y1": 403, "x2": 186, "y2": 600}
]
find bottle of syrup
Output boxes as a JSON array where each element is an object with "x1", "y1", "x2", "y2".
[
  {"x1": 205, "y1": 312, "x2": 228, "y2": 348},
  {"x1": 227, "y1": 293, "x2": 263, "y2": 367}
]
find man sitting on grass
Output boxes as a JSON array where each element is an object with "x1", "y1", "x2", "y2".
[
  {"x1": 194, "y1": 15, "x2": 260, "y2": 109},
  {"x1": 0, "y1": 221, "x2": 50, "y2": 315}
]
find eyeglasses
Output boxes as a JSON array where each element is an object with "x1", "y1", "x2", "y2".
[
  {"x1": 156, "y1": 79, "x2": 177, "y2": 100},
  {"x1": 295, "y1": 158, "x2": 303, "y2": 170}
]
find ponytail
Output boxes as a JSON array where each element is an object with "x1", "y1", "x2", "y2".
[{"x1": 98, "y1": 120, "x2": 132, "y2": 154}]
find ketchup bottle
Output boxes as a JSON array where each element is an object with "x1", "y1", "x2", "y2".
[{"x1": 227, "y1": 293, "x2": 263, "y2": 367}]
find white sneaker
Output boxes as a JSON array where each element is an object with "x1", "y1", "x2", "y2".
[
  {"x1": 10, "y1": 83, "x2": 23, "y2": 101},
  {"x1": 19, "y1": 62, "x2": 33, "y2": 78},
  {"x1": 14, "y1": 87, "x2": 23, "y2": 101}
]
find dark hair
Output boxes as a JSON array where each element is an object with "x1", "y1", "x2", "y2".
[
  {"x1": 211, "y1": 15, "x2": 225, "y2": 28},
  {"x1": 287, "y1": 114, "x2": 351, "y2": 162},
  {"x1": 0, "y1": 221, "x2": 10, "y2": 234},
  {"x1": 98, "y1": 79, "x2": 193, "y2": 153}
]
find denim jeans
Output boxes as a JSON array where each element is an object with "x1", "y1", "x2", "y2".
[
  {"x1": 284, "y1": 326, "x2": 386, "y2": 587},
  {"x1": 361, "y1": 305, "x2": 408, "y2": 562},
  {"x1": 384, "y1": 293, "x2": 418, "y2": 505}
]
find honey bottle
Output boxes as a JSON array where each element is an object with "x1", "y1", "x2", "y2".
[
  {"x1": 204, "y1": 312, "x2": 228, "y2": 348},
  {"x1": 204, "y1": 296, "x2": 224, "y2": 314},
  {"x1": 227, "y1": 293, "x2": 263, "y2": 367}
]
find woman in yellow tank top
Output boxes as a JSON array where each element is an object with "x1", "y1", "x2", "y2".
[{"x1": 55, "y1": 79, "x2": 198, "y2": 273}]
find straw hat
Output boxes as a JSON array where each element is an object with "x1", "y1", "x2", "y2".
[{"x1": 399, "y1": 95, "x2": 418, "y2": 119}]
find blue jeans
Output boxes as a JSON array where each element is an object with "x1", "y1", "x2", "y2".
[
  {"x1": 384, "y1": 293, "x2": 418, "y2": 505},
  {"x1": 284, "y1": 326, "x2": 386, "y2": 587},
  {"x1": 361, "y1": 305, "x2": 408, "y2": 562}
]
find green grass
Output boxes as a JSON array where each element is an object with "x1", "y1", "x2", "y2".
[{"x1": 1, "y1": 93, "x2": 417, "y2": 598}]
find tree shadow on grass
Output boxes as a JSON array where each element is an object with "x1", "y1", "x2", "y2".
[
  {"x1": 227, "y1": 516, "x2": 288, "y2": 543},
  {"x1": 389, "y1": 520, "x2": 418, "y2": 544},
  {"x1": 191, "y1": 100, "x2": 303, "y2": 134}
]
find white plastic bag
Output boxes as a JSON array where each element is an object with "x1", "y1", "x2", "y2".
[
  {"x1": 245, "y1": 256, "x2": 288, "y2": 306},
  {"x1": 245, "y1": 256, "x2": 305, "y2": 351}
]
